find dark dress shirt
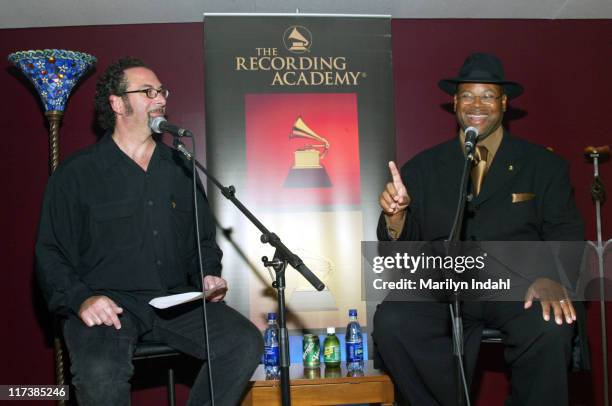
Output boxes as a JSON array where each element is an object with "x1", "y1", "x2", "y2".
[{"x1": 35, "y1": 134, "x2": 222, "y2": 328}]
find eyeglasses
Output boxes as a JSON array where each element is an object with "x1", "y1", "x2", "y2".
[
  {"x1": 457, "y1": 93, "x2": 502, "y2": 105},
  {"x1": 123, "y1": 87, "x2": 169, "y2": 99}
]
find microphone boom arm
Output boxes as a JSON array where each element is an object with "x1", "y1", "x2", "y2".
[{"x1": 173, "y1": 138, "x2": 325, "y2": 291}]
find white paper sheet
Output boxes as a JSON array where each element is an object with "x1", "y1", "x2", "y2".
[{"x1": 148, "y1": 288, "x2": 223, "y2": 309}]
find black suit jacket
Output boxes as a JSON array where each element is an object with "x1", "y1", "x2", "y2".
[
  {"x1": 377, "y1": 131, "x2": 584, "y2": 287},
  {"x1": 376, "y1": 131, "x2": 590, "y2": 370}
]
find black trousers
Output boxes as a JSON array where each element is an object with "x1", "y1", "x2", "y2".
[
  {"x1": 63, "y1": 301, "x2": 263, "y2": 406},
  {"x1": 372, "y1": 301, "x2": 575, "y2": 406}
]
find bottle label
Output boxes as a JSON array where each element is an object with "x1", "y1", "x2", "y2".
[
  {"x1": 264, "y1": 345, "x2": 279, "y2": 366},
  {"x1": 323, "y1": 344, "x2": 341, "y2": 363},
  {"x1": 346, "y1": 341, "x2": 363, "y2": 362},
  {"x1": 303, "y1": 335, "x2": 321, "y2": 368}
]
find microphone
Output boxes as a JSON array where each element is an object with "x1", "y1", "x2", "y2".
[
  {"x1": 149, "y1": 116, "x2": 193, "y2": 137},
  {"x1": 464, "y1": 126, "x2": 479, "y2": 156}
]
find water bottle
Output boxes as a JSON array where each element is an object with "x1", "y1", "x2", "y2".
[
  {"x1": 263, "y1": 312, "x2": 280, "y2": 378},
  {"x1": 345, "y1": 309, "x2": 364, "y2": 372}
]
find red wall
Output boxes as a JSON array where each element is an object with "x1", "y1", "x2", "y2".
[{"x1": 1, "y1": 20, "x2": 610, "y2": 405}]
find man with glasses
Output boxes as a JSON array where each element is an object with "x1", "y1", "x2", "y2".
[
  {"x1": 373, "y1": 53, "x2": 584, "y2": 405},
  {"x1": 36, "y1": 57, "x2": 263, "y2": 406}
]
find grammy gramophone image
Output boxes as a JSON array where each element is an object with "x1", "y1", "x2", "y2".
[
  {"x1": 286, "y1": 27, "x2": 309, "y2": 52},
  {"x1": 284, "y1": 116, "x2": 332, "y2": 188}
]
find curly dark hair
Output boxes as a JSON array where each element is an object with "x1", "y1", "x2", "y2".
[{"x1": 94, "y1": 57, "x2": 147, "y2": 131}]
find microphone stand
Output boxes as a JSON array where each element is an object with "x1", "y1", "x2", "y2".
[
  {"x1": 447, "y1": 142, "x2": 475, "y2": 406},
  {"x1": 186, "y1": 134, "x2": 216, "y2": 405},
  {"x1": 585, "y1": 145, "x2": 610, "y2": 406},
  {"x1": 173, "y1": 138, "x2": 325, "y2": 406}
]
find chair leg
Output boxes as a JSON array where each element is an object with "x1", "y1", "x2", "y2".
[{"x1": 167, "y1": 368, "x2": 175, "y2": 406}]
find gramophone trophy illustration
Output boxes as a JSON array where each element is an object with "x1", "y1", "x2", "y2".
[
  {"x1": 286, "y1": 27, "x2": 310, "y2": 52},
  {"x1": 284, "y1": 116, "x2": 332, "y2": 188}
]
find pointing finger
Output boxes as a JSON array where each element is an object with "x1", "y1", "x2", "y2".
[
  {"x1": 106, "y1": 308, "x2": 122, "y2": 329},
  {"x1": 388, "y1": 161, "x2": 403, "y2": 189}
]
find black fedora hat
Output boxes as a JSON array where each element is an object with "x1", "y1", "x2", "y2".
[{"x1": 438, "y1": 53, "x2": 523, "y2": 99}]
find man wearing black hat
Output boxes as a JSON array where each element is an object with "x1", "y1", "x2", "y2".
[{"x1": 372, "y1": 53, "x2": 584, "y2": 405}]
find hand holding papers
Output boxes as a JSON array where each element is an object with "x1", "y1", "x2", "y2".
[{"x1": 149, "y1": 286, "x2": 226, "y2": 309}]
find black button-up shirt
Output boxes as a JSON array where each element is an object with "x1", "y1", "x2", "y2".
[{"x1": 35, "y1": 135, "x2": 222, "y2": 328}]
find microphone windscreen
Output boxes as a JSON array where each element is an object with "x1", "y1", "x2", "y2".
[
  {"x1": 465, "y1": 126, "x2": 479, "y2": 140},
  {"x1": 149, "y1": 116, "x2": 166, "y2": 134}
]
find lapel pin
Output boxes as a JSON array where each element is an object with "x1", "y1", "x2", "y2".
[{"x1": 508, "y1": 164, "x2": 514, "y2": 171}]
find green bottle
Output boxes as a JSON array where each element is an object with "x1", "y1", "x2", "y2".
[{"x1": 323, "y1": 327, "x2": 341, "y2": 368}]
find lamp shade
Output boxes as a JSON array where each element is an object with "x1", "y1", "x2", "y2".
[
  {"x1": 8, "y1": 49, "x2": 96, "y2": 173},
  {"x1": 8, "y1": 49, "x2": 96, "y2": 112}
]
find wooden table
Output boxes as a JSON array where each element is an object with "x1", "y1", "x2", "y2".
[{"x1": 240, "y1": 360, "x2": 395, "y2": 405}]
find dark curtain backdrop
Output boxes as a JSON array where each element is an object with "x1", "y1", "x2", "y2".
[{"x1": 1, "y1": 20, "x2": 610, "y2": 405}]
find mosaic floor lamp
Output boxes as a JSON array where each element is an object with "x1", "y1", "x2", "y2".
[
  {"x1": 8, "y1": 49, "x2": 96, "y2": 405},
  {"x1": 8, "y1": 49, "x2": 96, "y2": 172}
]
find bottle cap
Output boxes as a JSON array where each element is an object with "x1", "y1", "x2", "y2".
[
  {"x1": 327, "y1": 327, "x2": 335, "y2": 334},
  {"x1": 349, "y1": 309, "x2": 357, "y2": 317},
  {"x1": 267, "y1": 312, "x2": 277, "y2": 320}
]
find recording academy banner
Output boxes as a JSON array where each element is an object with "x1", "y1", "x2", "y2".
[{"x1": 203, "y1": 14, "x2": 395, "y2": 331}]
